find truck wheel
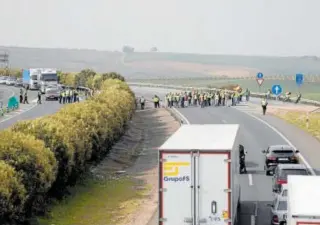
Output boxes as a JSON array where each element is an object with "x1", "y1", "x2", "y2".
[{"x1": 266, "y1": 170, "x2": 269, "y2": 176}]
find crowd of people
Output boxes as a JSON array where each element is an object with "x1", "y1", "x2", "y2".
[{"x1": 164, "y1": 89, "x2": 251, "y2": 108}]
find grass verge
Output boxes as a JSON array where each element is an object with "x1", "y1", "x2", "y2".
[
  {"x1": 38, "y1": 176, "x2": 149, "y2": 225},
  {"x1": 274, "y1": 110, "x2": 320, "y2": 139}
]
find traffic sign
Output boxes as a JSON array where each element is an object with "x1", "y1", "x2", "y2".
[
  {"x1": 256, "y1": 78, "x2": 264, "y2": 86},
  {"x1": 296, "y1": 74, "x2": 304, "y2": 86},
  {"x1": 256, "y1": 72, "x2": 263, "y2": 79},
  {"x1": 272, "y1": 85, "x2": 282, "y2": 96}
]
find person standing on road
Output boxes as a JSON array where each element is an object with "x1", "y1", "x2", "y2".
[
  {"x1": 62, "y1": 91, "x2": 66, "y2": 104},
  {"x1": 73, "y1": 89, "x2": 78, "y2": 102},
  {"x1": 37, "y1": 90, "x2": 42, "y2": 104},
  {"x1": 261, "y1": 97, "x2": 268, "y2": 115},
  {"x1": 19, "y1": 88, "x2": 23, "y2": 103},
  {"x1": 23, "y1": 91, "x2": 29, "y2": 104},
  {"x1": 59, "y1": 91, "x2": 63, "y2": 104},
  {"x1": 153, "y1": 95, "x2": 160, "y2": 108},
  {"x1": 139, "y1": 96, "x2": 145, "y2": 110}
]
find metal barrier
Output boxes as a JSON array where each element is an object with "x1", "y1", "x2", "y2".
[{"x1": 128, "y1": 82, "x2": 320, "y2": 107}]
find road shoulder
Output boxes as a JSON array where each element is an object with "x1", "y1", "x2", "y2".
[{"x1": 252, "y1": 112, "x2": 320, "y2": 174}]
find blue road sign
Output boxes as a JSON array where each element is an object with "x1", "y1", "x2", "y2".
[
  {"x1": 257, "y1": 72, "x2": 263, "y2": 79},
  {"x1": 296, "y1": 74, "x2": 304, "y2": 86},
  {"x1": 272, "y1": 85, "x2": 282, "y2": 96}
]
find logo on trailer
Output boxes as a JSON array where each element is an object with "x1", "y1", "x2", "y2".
[{"x1": 163, "y1": 162, "x2": 190, "y2": 182}]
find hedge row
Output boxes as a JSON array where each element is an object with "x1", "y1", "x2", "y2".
[
  {"x1": 58, "y1": 69, "x2": 125, "y2": 90},
  {"x1": 0, "y1": 78, "x2": 135, "y2": 224},
  {"x1": 0, "y1": 68, "x2": 22, "y2": 78}
]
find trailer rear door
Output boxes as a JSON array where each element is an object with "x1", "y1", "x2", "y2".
[
  {"x1": 196, "y1": 152, "x2": 230, "y2": 225},
  {"x1": 159, "y1": 151, "x2": 193, "y2": 225}
]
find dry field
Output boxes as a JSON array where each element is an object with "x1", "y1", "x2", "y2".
[{"x1": 125, "y1": 60, "x2": 259, "y2": 78}]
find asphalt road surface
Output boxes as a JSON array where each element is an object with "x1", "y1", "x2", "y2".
[
  {"x1": 131, "y1": 86, "x2": 320, "y2": 225},
  {"x1": 0, "y1": 85, "x2": 63, "y2": 129}
]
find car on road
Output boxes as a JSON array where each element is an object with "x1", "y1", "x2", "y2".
[
  {"x1": 273, "y1": 183, "x2": 288, "y2": 199},
  {"x1": 14, "y1": 78, "x2": 23, "y2": 87},
  {"x1": 6, "y1": 77, "x2": 16, "y2": 85},
  {"x1": 268, "y1": 195, "x2": 287, "y2": 225},
  {"x1": 45, "y1": 88, "x2": 60, "y2": 100},
  {"x1": 272, "y1": 164, "x2": 309, "y2": 193},
  {"x1": 262, "y1": 145, "x2": 299, "y2": 175},
  {"x1": 0, "y1": 76, "x2": 8, "y2": 84}
]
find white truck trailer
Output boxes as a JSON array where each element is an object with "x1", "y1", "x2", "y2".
[
  {"x1": 158, "y1": 124, "x2": 241, "y2": 225},
  {"x1": 287, "y1": 175, "x2": 320, "y2": 225},
  {"x1": 39, "y1": 68, "x2": 58, "y2": 93}
]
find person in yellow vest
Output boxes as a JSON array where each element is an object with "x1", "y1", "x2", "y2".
[
  {"x1": 153, "y1": 95, "x2": 160, "y2": 108},
  {"x1": 261, "y1": 97, "x2": 268, "y2": 115}
]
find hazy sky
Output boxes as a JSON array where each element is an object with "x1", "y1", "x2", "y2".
[{"x1": 0, "y1": 0, "x2": 319, "y2": 56}]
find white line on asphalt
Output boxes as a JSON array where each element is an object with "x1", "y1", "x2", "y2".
[
  {"x1": 0, "y1": 105, "x2": 37, "y2": 123},
  {"x1": 136, "y1": 109, "x2": 155, "y2": 112},
  {"x1": 251, "y1": 215, "x2": 255, "y2": 225},
  {"x1": 234, "y1": 108, "x2": 316, "y2": 175},
  {"x1": 248, "y1": 174, "x2": 253, "y2": 186},
  {"x1": 0, "y1": 99, "x2": 38, "y2": 124},
  {"x1": 172, "y1": 107, "x2": 190, "y2": 124}
]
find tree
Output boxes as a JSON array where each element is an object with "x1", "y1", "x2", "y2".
[
  {"x1": 150, "y1": 47, "x2": 158, "y2": 52},
  {"x1": 101, "y1": 72, "x2": 125, "y2": 82},
  {"x1": 122, "y1": 45, "x2": 134, "y2": 53},
  {"x1": 74, "y1": 69, "x2": 96, "y2": 87}
]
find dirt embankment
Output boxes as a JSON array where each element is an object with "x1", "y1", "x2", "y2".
[
  {"x1": 94, "y1": 107, "x2": 180, "y2": 225},
  {"x1": 39, "y1": 103, "x2": 180, "y2": 225}
]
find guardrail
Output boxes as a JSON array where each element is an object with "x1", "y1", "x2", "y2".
[{"x1": 128, "y1": 82, "x2": 320, "y2": 107}]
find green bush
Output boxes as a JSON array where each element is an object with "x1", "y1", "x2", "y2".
[
  {"x1": 11, "y1": 118, "x2": 77, "y2": 197},
  {"x1": 0, "y1": 74, "x2": 135, "y2": 223},
  {"x1": 0, "y1": 131, "x2": 57, "y2": 219},
  {"x1": 0, "y1": 160, "x2": 26, "y2": 223}
]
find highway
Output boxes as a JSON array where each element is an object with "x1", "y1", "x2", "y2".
[
  {"x1": 0, "y1": 83, "x2": 319, "y2": 225},
  {"x1": 131, "y1": 86, "x2": 320, "y2": 225}
]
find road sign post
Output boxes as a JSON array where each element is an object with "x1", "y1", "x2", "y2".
[
  {"x1": 272, "y1": 84, "x2": 282, "y2": 100},
  {"x1": 256, "y1": 72, "x2": 264, "y2": 92},
  {"x1": 296, "y1": 73, "x2": 304, "y2": 93}
]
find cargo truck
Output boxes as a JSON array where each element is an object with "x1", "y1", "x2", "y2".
[
  {"x1": 286, "y1": 175, "x2": 320, "y2": 225},
  {"x1": 158, "y1": 124, "x2": 241, "y2": 225},
  {"x1": 39, "y1": 68, "x2": 58, "y2": 93},
  {"x1": 22, "y1": 68, "x2": 41, "y2": 90}
]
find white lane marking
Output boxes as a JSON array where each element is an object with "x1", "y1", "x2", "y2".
[
  {"x1": 234, "y1": 108, "x2": 316, "y2": 175},
  {"x1": 172, "y1": 107, "x2": 190, "y2": 124},
  {"x1": 0, "y1": 99, "x2": 38, "y2": 123},
  {"x1": 248, "y1": 174, "x2": 253, "y2": 186},
  {"x1": 251, "y1": 215, "x2": 255, "y2": 225},
  {"x1": 0, "y1": 105, "x2": 37, "y2": 123},
  {"x1": 136, "y1": 109, "x2": 155, "y2": 112}
]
